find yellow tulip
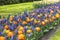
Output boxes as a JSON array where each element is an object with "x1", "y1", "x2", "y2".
[
  {"x1": 44, "y1": 19, "x2": 48, "y2": 23},
  {"x1": 41, "y1": 21, "x2": 46, "y2": 25},
  {"x1": 27, "y1": 30, "x2": 32, "y2": 34},
  {"x1": 5, "y1": 30, "x2": 10, "y2": 34},
  {"x1": 55, "y1": 13, "x2": 60, "y2": 19},
  {"x1": 35, "y1": 27, "x2": 40, "y2": 32},
  {"x1": 4, "y1": 25, "x2": 9, "y2": 30}
]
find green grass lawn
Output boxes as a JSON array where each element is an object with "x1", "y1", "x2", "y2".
[
  {"x1": 50, "y1": 28, "x2": 60, "y2": 40},
  {"x1": 0, "y1": 2, "x2": 33, "y2": 16}
]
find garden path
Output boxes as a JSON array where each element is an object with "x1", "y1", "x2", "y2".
[{"x1": 38, "y1": 25, "x2": 60, "y2": 40}]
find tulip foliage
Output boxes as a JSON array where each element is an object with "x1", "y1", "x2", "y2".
[{"x1": 0, "y1": 2, "x2": 60, "y2": 40}]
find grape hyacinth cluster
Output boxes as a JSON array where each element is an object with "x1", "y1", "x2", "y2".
[{"x1": 0, "y1": 2, "x2": 60, "y2": 40}]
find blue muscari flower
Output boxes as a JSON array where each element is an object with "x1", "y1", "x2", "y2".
[
  {"x1": 39, "y1": 8, "x2": 43, "y2": 13},
  {"x1": 8, "y1": 25, "x2": 15, "y2": 31},
  {"x1": 14, "y1": 29, "x2": 18, "y2": 34},
  {"x1": 2, "y1": 18, "x2": 7, "y2": 23},
  {"x1": 6, "y1": 21, "x2": 10, "y2": 25},
  {"x1": 24, "y1": 11, "x2": 28, "y2": 17},
  {"x1": 30, "y1": 15, "x2": 34, "y2": 18},
  {"x1": 31, "y1": 26, "x2": 35, "y2": 31},
  {"x1": 53, "y1": 10, "x2": 56, "y2": 15},
  {"x1": 20, "y1": 16, "x2": 26, "y2": 20},
  {"x1": 39, "y1": 15, "x2": 44, "y2": 21},
  {"x1": 27, "y1": 22, "x2": 31, "y2": 26},
  {"x1": 8, "y1": 25, "x2": 12, "y2": 30},
  {"x1": 36, "y1": 9, "x2": 40, "y2": 14},
  {"x1": 18, "y1": 22, "x2": 22, "y2": 25},
  {"x1": 0, "y1": 32, "x2": 2, "y2": 36},
  {"x1": 10, "y1": 35, "x2": 14, "y2": 40},
  {"x1": 12, "y1": 24, "x2": 17, "y2": 29},
  {"x1": 0, "y1": 20, "x2": 2, "y2": 24},
  {"x1": 35, "y1": 17, "x2": 39, "y2": 20},
  {"x1": 24, "y1": 26, "x2": 27, "y2": 32},
  {"x1": 33, "y1": 15, "x2": 37, "y2": 19},
  {"x1": 0, "y1": 25, "x2": 3, "y2": 31},
  {"x1": 45, "y1": 8, "x2": 50, "y2": 13},
  {"x1": 13, "y1": 15, "x2": 18, "y2": 21}
]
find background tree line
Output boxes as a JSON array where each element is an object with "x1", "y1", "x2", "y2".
[{"x1": 0, "y1": 0, "x2": 41, "y2": 5}]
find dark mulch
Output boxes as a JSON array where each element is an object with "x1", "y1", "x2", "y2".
[{"x1": 38, "y1": 25, "x2": 60, "y2": 40}]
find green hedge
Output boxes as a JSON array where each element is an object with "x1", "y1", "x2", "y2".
[{"x1": 0, "y1": 0, "x2": 19, "y2": 5}]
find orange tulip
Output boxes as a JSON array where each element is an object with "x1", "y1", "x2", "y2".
[
  {"x1": 9, "y1": 16, "x2": 13, "y2": 21},
  {"x1": 22, "y1": 21, "x2": 27, "y2": 25},
  {"x1": 17, "y1": 26, "x2": 22, "y2": 29},
  {"x1": 35, "y1": 27, "x2": 40, "y2": 32},
  {"x1": 55, "y1": 13, "x2": 60, "y2": 19},
  {"x1": 19, "y1": 26, "x2": 24, "y2": 31},
  {"x1": 18, "y1": 31, "x2": 23, "y2": 35},
  {"x1": 26, "y1": 17, "x2": 30, "y2": 22},
  {"x1": 7, "y1": 31, "x2": 13, "y2": 37},
  {"x1": 0, "y1": 36, "x2": 5, "y2": 40},
  {"x1": 27, "y1": 30, "x2": 32, "y2": 34},
  {"x1": 18, "y1": 34, "x2": 25, "y2": 40},
  {"x1": 4, "y1": 25, "x2": 9, "y2": 30}
]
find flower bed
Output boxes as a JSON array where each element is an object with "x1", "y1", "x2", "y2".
[{"x1": 0, "y1": 2, "x2": 60, "y2": 40}]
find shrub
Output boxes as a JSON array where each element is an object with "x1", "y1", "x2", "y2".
[
  {"x1": 0, "y1": 0, "x2": 42, "y2": 5},
  {"x1": 0, "y1": 0, "x2": 20, "y2": 5}
]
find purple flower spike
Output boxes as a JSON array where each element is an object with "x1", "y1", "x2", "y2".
[
  {"x1": 0, "y1": 32, "x2": 2, "y2": 36},
  {"x1": 10, "y1": 35, "x2": 14, "y2": 40}
]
